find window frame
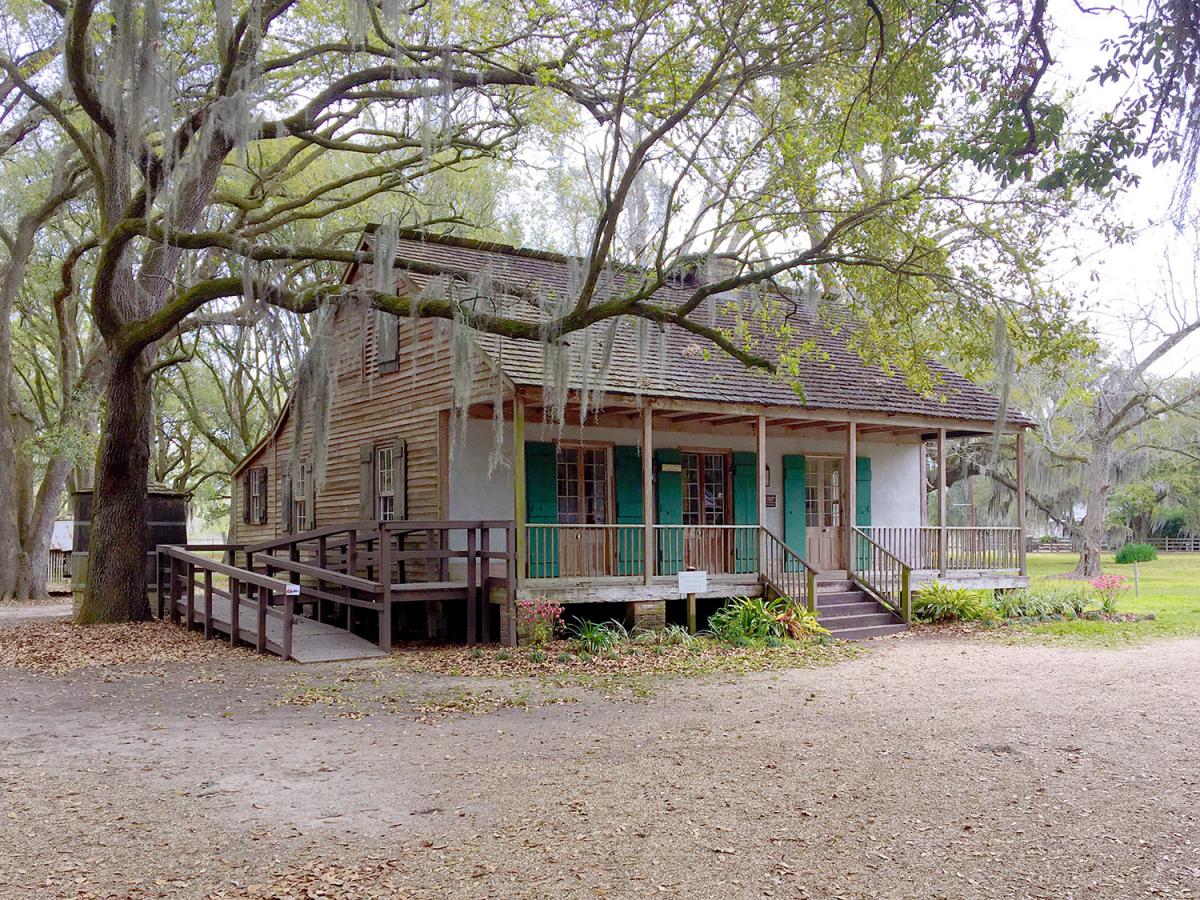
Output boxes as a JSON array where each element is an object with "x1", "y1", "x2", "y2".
[
  {"x1": 679, "y1": 447, "x2": 731, "y2": 526},
  {"x1": 554, "y1": 441, "x2": 613, "y2": 526},
  {"x1": 376, "y1": 445, "x2": 396, "y2": 522}
]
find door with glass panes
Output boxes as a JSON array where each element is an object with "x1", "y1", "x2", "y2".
[
  {"x1": 556, "y1": 444, "x2": 612, "y2": 576},
  {"x1": 681, "y1": 450, "x2": 731, "y2": 572},
  {"x1": 805, "y1": 456, "x2": 844, "y2": 570}
]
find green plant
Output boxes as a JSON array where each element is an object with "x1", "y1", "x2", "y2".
[
  {"x1": 632, "y1": 623, "x2": 697, "y2": 647},
  {"x1": 527, "y1": 649, "x2": 547, "y2": 664},
  {"x1": 1114, "y1": 542, "x2": 1158, "y2": 564},
  {"x1": 709, "y1": 596, "x2": 780, "y2": 644},
  {"x1": 496, "y1": 649, "x2": 513, "y2": 661},
  {"x1": 1090, "y1": 574, "x2": 1128, "y2": 615},
  {"x1": 568, "y1": 618, "x2": 625, "y2": 654},
  {"x1": 993, "y1": 582, "x2": 1095, "y2": 620},
  {"x1": 555, "y1": 651, "x2": 573, "y2": 663},
  {"x1": 913, "y1": 582, "x2": 991, "y2": 623},
  {"x1": 768, "y1": 596, "x2": 831, "y2": 639}
]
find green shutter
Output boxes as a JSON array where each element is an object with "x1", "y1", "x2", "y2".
[
  {"x1": 525, "y1": 442, "x2": 558, "y2": 578},
  {"x1": 855, "y1": 456, "x2": 872, "y2": 569},
  {"x1": 613, "y1": 446, "x2": 644, "y2": 576},
  {"x1": 731, "y1": 451, "x2": 758, "y2": 573},
  {"x1": 655, "y1": 448, "x2": 683, "y2": 575},
  {"x1": 855, "y1": 456, "x2": 872, "y2": 526},
  {"x1": 782, "y1": 455, "x2": 806, "y2": 562}
]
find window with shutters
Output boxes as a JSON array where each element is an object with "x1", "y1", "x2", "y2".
[
  {"x1": 249, "y1": 468, "x2": 265, "y2": 523},
  {"x1": 555, "y1": 444, "x2": 610, "y2": 524},
  {"x1": 294, "y1": 463, "x2": 312, "y2": 531},
  {"x1": 376, "y1": 446, "x2": 395, "y2": 521}
]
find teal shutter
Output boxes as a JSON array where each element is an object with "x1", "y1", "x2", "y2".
[
  {"x1": 855, "y1": 456, "x2": 872, "y2": 569},
  {"x1": 730, "y1": 451, "x2": 758, "y2": 573},
  {"x1": 613, "y1": 446, "x2": 644, "y2": 576},
  {"x1": 782, "y1": 455, "x2": 806, "y2": 562},
  {"x1": 525, "y1": 442, "x2": 558, "y2": 578},
  {"x1": 655, "y1": 448, "x2": 683, "y2": 575}
]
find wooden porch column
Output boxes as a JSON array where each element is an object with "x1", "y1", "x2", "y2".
[
  {"x1": 1016, "y1": 430, "x2": 1028, "y2": 576},
  {"x1": 845, "y1": 420, "x2": 857, "y2": 575},
  {"x1": 642, "y1": 403, "x2": 654, "y2": 585},
  {"x1": 937, "y1": 427, "x2": 947, "y2": 576},
  {"x1": 756, "y1": 415, "x2": 767, "y2": 573},
  {"x1": 513, "y1": 393, "x2": 527, "y2": 588}
]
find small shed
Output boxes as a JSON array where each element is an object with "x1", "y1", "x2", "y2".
[{"x1": 48, "y1": 520, "x2": 73, "y2": 592}]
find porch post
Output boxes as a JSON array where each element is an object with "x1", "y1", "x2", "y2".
[
  {"x1": 1016, "y1": 430, "x2": 1028, "y2": 576},
  {"x1": 513, "y1": 393, "x2": 527, "y2": 589},
  {"x1": 642, "y1": 402, "x2": 654, "y2": 586},
  {"x1": 756, "y1": 415, "x2": 767, "y2": 575},
  {"x1": 937, "y1": 427, "x2": 947, "y2": 576},
  {"x1": 845, "y1": 420, "x2": 857, "y2": 575}
]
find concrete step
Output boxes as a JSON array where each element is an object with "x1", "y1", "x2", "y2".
[
  {"x1": 816, "y1": 600, "x2": 881, "y2": 617},
  {"x1": 819, "y1": 611, "x2": 898, "y2": 629},
  {"x1": 830, "y1": 623, "x2": 908, "y2": 641}
]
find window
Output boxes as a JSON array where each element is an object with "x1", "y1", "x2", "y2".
[
  {"x1": 293, "y1": 463, "x2": 312, "y2": 532},
  {"x1": 242, "y1": 467, "x2": 267, "y2": 524},
  {"x1": 556, "y1": 445, "x2": 609, "y2": 524},
  {"x1": 805, "y1": 457, "x2": 841, "y2": 527},
  {"x1": 682, "y1": 451, "x2": 728, "y2": 525},
  {"x1": 376, "y1": 446, "x2": 395, "y2": 521}
]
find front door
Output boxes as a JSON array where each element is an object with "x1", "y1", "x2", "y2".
[
  {"x1": 556, "y1": 445, "x2": 611, "y2": 576},
  {"x1": 805, "y1": 456, "x2": 844, "y2": 570},
  {"x1": 681, "y1": 450, "x2": 731, "y2": 572}
]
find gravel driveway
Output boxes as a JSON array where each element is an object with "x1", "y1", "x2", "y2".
[{"x1": 1, "y1": 633, "x2": 1197, "y2": 898}]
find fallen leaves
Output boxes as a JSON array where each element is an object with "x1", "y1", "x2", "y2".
[{"x1": 0, "y1": 619, "x2": 254, "y2": 674}]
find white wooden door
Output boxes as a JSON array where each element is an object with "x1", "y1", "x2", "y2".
[{"x1": 805, "y1": 457, "x2": 844, "y2": 570}]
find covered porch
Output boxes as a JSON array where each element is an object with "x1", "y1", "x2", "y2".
[{"x1": 455, "y1": 389, "x2": 1030, "y2": 613}]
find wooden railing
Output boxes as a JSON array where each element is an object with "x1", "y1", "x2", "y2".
[
  {"x1": 526, "y1": 524, "x2": 646, "y2": 579},
  {"x1": 860, "y1": 526, "x2": 1021, "y2": 571},
  {"x1": 759, "y1": 527, "x2": 819, "y2": 612},
  {"x1": 157, "y1": 544, "x2": 302, "y2": 659},
  {"x1": 523, "y1": 523, "x2": 761, "y2": 580},
  {"x1": 653, "y1": 525, "x2": 760, "y2": 577},
  {"x1": 157, "y1": 520, "x2": 518, "y2": 654},
  {"x1": 851, "y1": 527, "x2": 911, "y2": 622}
]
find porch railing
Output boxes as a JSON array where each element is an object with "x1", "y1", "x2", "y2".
[
  {"x1": 851, "y1": 527, "x2": 911, "y2": 622},
  {"x1": 759, "y1": 527, "x2": 819, "y2": 612},
  {"x1": 860, "y1": 526, "x2": 1021, "y2": 571},
  {"x1": 524, "y1": 523, "x2": 764, "y2": 581}
]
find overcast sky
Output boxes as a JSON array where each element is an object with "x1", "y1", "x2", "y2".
[{"x1": 1048, "y1": 0, "x2": 1198, "y2": 375}]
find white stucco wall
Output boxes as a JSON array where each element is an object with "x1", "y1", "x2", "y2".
[{"x1": 448, "y1": 417, "x2": 924, "y2": 539}]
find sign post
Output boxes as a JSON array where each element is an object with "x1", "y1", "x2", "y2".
[{"x1": 678, "y1": 567, "x2": 707, "y2": 634}]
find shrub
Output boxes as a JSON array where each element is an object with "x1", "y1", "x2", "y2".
[
  {"x1": 516, "y1": 597, "x2": 565, "y2": 646},
  {"x1": 708, "y1": 596, "x2": 781, "y2": 644},
  {"x1": 913, "y1": 582, "x2": 991, "y2": 623},
  {"x1": 568, "y1": 618, "x2": 625, "y2": 654},
  {"x1": 632, "y1": 623, "x2": 696, "y2": 647},
  {"x1": 993, "y1": 583, "x2": 1093, "y2": 619},
  {"x1": 708, "y1": 595, "x2": 830, "y2": 644},
  {"x1": 1114, "y1": 542, "x2": 1158, "y2": 564},
  {"x1": 1089, "y1": 574, "x2": 1128, "y2": 615}
]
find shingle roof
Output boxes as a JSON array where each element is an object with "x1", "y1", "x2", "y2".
[{"x1": 372, "y1": 229, "x2": 1033, "y2": 428}]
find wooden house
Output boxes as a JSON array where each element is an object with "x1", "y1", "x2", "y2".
[{"x1": 229, "y1": 229, "x2": 1032, "y2": 642}]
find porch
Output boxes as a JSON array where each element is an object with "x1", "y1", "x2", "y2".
[{"x1": 456, "y1": 388, "x2": 1032, "y2": 616}]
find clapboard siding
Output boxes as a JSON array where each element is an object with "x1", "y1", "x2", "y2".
[{"x1": 231, "y1": 294, "x2": 507, "y2": 543}]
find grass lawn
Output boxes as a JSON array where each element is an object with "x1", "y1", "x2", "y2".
[{"x1": 1021, "y1": 551, "x2": 1200, "y2": 645}]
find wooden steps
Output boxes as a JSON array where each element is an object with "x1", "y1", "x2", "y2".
[{"x1": 815, "y1": 577, "x2": 907, "y2": 641}]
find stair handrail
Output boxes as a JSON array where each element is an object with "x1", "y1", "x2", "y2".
[
  {"x1": 758, "y1": 526, "x2": 821, "y2": 612},
  {"x1": 850, "y1": 526, "x2": 912, "y2": 622}
]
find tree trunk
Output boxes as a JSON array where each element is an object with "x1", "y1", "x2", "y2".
[
  {"x1": 76, "y1": 354, "x2": 153, "y2": 623},
  {"x1": 1071, "y1": 438, "x2": 1111, "y2": 579}
]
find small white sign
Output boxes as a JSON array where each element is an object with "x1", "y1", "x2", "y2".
[
  {"x1": 285, "y1": 583, "x2": 301, "y2": 596},
  {"x1": 677, "y1": 569, "x2": 708, "y2": 596}
]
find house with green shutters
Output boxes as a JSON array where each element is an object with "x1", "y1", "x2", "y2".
[{"x1": 232, "y1": 229, "x2": 1032, "y2": 642}]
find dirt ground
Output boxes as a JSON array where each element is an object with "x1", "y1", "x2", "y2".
[{"x1": 1, "y1": 627, "x2": 1197, "y2": 899}]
